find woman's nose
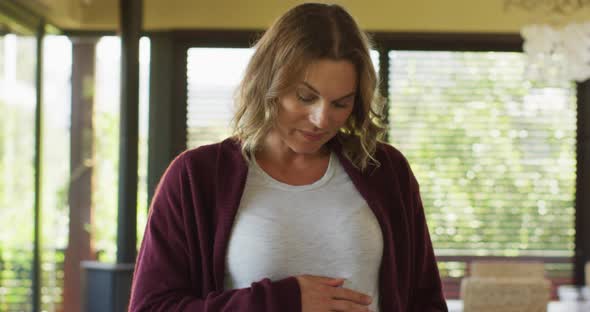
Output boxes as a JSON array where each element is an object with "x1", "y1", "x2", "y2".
[{"x1": 309, "y1": 101, "x2": 330, "y2": 129}]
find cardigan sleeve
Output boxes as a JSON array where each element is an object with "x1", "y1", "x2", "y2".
[
  {"x1": 128, "y1": 153, "x2": 301, "y2": 312},
  {"x1": 407, "y1": 170, "x2": 448, "y2": 312}
]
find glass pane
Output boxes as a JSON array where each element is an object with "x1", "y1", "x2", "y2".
[
  {"x1": 94, "y1": 36, "x2": 120, "y2": 262},
  {"x1": 186, "y1": 48, "x2": 254, "y2": 148},
  {"x1": 388, "y1": 50, "x2": 576, "y2": 280},
  {"x1": 137, "y1": 37, "x2": 150, "y2": 249},
  {"x1": 0, "y1": 33, "x2": 37, "y2": 312},
  {"x1": 94, "y1": 36, "x2": 150, "y2": 262},
  {"x1": 40, "y1": 35, "x2": 72, "y2": 312}
]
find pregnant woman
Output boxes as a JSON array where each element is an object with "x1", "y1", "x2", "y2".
[{"x1": 129, "y1": 3, "x2": 447, "y2": 312}]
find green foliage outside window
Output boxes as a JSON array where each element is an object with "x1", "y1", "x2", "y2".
[{"x1": 388, "y1": 51, "x2": 576, "y2": 277}]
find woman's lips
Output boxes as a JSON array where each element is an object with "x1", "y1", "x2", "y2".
[{"x1": 299, "y1": 130, "x2": 325, "y2": 141}]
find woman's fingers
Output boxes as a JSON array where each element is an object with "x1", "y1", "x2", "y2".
[
  {"x1": 331, "y1": 286, "x2": 373, "y2": 305},
  {"x1": 296, "y1": 274, "x2": 373, "y2": 312},
  {"x1": 301, "y1": 274, "x2": 372, "y2": 304},
  {"x1": 330, "y1": 298, "x2": 372, "y2": 312},
  {"x1": 303, "y1": 274, "x2": 345, "y2": 286}
]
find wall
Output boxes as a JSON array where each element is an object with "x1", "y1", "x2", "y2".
[
  {"x1": 17, "y1": 0, "x2": 81, "y2": 29},
  {"x1": 17, "y1": 0, "x2": 590, "y2": 33}
]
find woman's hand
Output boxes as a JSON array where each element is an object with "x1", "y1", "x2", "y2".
[{"x1": 295, "y1": 275, "x2": 373, "y2": 312}]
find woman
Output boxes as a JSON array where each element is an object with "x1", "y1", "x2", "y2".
[{"x1": 129, "y1": 3, "x2": 447, "y2": 312}]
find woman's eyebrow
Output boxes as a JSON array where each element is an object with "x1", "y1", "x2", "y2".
[{"x1": 301, "y1": 81, "x2": 356, "y2": 102}]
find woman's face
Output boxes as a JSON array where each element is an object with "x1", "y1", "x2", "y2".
[{"x1": 272, "y1": 59, "x2": 357, "y2": 156}]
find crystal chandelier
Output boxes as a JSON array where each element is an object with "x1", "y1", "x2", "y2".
[
  {"x1": 505, "y1": 1, "x2": 590, "y2": 82},
  {"x1": 521, "y1": 22, "x2": 590, "y2": 82}
]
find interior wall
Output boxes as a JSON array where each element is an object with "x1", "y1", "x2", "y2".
[
  {"x1": 17, "y1": 0, "x2": 81, "y2": 29},
  {"x1": 16, "y1": 0, "x2": 590, "y2": 33}
]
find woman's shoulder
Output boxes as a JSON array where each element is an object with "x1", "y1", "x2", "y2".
[
  {"x1": 180, "y1": 137, "x2": 243, "y2": 165},
  {"x1": 375, "y1": 141, "x2": 409, "y2": 166},
  {"x1": 373, "y1": 141, "x2": 418, "y2": 186},
  {"x1": 162, "y1": 137, "x2": 244, "y2": 179}
]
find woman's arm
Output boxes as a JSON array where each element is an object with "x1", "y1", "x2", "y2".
[{"x1": 128, "y1": 153, "x2": 301, "y2": 312}]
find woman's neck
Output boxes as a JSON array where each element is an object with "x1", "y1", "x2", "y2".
[{"x1": 257, "y1": 133, "x2": 329, "y2": 168}]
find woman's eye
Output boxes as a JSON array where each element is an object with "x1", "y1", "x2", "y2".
[{"x1": 296, "y1": 93, "x2": 316, "y2": 103}]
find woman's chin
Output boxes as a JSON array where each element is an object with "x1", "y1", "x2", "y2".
[{"x1": 288, "y1": 141, "x2": 326, "y2": 156}]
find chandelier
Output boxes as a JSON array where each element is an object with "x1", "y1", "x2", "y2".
[
  {"x1": 505, "y1": 1, "x2": 590, "y2": 82},
  {"x1": 521, "y1": 22, "x2": 590, "y2": 82}
]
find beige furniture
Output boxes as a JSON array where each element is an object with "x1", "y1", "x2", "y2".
[
  {"x1": 460, "y1": 261, "x2": 551, "y2": 312},
  {"x1": 586, "y1": 261, "x2": 590, "y2": 286}
]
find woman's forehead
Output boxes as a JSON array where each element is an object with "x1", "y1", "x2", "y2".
[{"x1": 299, "y1": 59, "x2": 357, "y2": 95}]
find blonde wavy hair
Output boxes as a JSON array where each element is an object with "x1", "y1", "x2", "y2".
[{"x1": 232, "y1": 3, "x2": 386, "y2": 171}]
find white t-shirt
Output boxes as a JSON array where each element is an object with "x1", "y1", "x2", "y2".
[{"x1": 223, "y1": 153, "x2": 384, "y2": 311}]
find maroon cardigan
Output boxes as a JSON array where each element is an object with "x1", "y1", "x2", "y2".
[{"x1": 129, "y1": 138, "x2": 447, "y2": 311}]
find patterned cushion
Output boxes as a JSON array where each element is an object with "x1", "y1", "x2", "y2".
[{"x1": 460, "y1": 261, "x2": 550, "y2": 312}]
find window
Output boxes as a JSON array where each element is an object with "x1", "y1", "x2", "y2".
[
  {"x1": 388, "y1": 51, "x2": 576, "y2": 296},
  {"x1": 0, "y1": 32, "x2": 37, "y2": 312},
  {"x1": 186, "y1": 48, "x2": 254, "y2": 149},
  {"x1": 0, "y1": 33, "x2": 152, "y2": 311},
  {"x1": 94, "y1": 37, "x2": 150, "y2": 262},
  {"x1": 41, "y1": 35, "x2": 72, "y2": 311}
]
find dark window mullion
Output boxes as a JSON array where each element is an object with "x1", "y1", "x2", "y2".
[
  {"x1": 575, "y1": 80, "x2": 590, "y2": 285},
  {"x1": 32, "y1": 19, "x2": 45, "y2": 312}
]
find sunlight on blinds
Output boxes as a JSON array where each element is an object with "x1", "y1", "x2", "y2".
[
  {"x1": 388, "y1": 51, "x2": 576, "y2": 258},
  {"x1": 186, "y1": 48, "x2": 254, "y2": 148}
]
